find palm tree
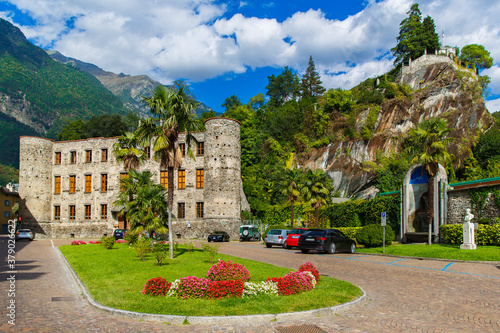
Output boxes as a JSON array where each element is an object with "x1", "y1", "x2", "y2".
[
  {"x1": 112, "y1": 131, "x2": 147, "y2": 171},
  {"x1": 405, "y1": 118, "x2": 453, "y2": 245},
  {"x1": 138, "y1": 85, "x2": 201, "y2": 259},
  {"x1": 302, "y1": 169, "x2": 333, "y2": 228},
  {"x1": 280, "y1": 154, "x2": 304, "y2": 229}
]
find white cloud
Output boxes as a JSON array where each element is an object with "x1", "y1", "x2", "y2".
[
  {"x1": 2, "y1": 0, "x2": 500, "y2": 97},
  {"x1": 482, "y1": 65, "x2": 500, "y2": 95},
  {"x1": 485, "y1": 98, "x2": 500, "y2": 113}
]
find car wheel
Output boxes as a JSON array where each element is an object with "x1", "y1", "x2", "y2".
[
  {"x1": 350, "y1": 243, "x2": 357, "y2": 254},
  {"x1": 266, "y1": 243, "x2": 272, "y2": 248},
  {"x1": 301, "y1": 249, "x2": 309, "y2": 254},
  {"x1": 208, "y1": 238, "x2": 211, "y2": 242},
  {"x1": 239, "y1": 237, "x2": 243, "y2": 242},
  {"x1": 328, "y1": 242, "x2": 336, "y2": 254}
]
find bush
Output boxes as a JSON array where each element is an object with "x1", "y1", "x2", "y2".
[
  {"x1": 175, "y1": 276, "x2": 211, "y2": 299},
  {"x1": 206, "y1": 280, "x2": 245, "y2": 300},
  {"x1": 71, "y1": 240, "x2": 86, "y2": 245},
  {"x1": 356, "y1": 224, "x2": 394, "y2": 247},
  {"x1": 185, "y1": 241, "x2": 195, "y2": 253},
  {"x1": 336, "y1": 227, "x2": 362, "y2": 243},
  {"x1": 206, "y1": 260, "x2": 251, "y2": 282},
  {"x1": 440, "y1": 224, "x2": 500, "y2": 246},
  {"x1": 298, "y1": 262, "x2": 320, "y2": 283},
  {"x1": 142, "y1": 277, "x2": 171, "y2": 296},
  {"x1": 202, "y1": 243, "x2": 220, "y2": 264},
  {"x1": 124, "y1": 232, "x2": 139, "y2": 244},
  {"x1": 152, "y1": 243, "x2": 168, "y2": 266},
  {"x1": 102, "y1": 236, "x2": 116, "y2": 250},
  {"x1": 266, "y1": 271, "x2": 315, "y2": 296},
  {"x1": 134, "y1": 237, "x2": 152, "y2": 261}
]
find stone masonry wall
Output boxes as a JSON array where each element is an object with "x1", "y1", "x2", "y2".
[{"x1": 447, "y1": 186, "x2": 500, "y2": 225}]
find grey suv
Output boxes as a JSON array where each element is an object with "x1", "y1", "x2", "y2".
[{"x1": 264, "y1": 229, "x2": 290, "y2": 248}]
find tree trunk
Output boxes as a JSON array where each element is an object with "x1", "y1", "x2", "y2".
[
  {"x1": 427, "y1": 173, "x2": 435, "y2": 245},
  {"x1": 290, "y1": 199, "x2": 294, "y2": 229},
  {"x1": 168, "y1": 166, "x2": 174, "y2": 259},
  {"x1": 315, "y1": 207, "x2": 319, "y2": 228}
]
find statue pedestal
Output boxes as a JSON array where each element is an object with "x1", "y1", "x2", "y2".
[{"x1": 460, "y1": 222, "x2": 476, "y2": 250}]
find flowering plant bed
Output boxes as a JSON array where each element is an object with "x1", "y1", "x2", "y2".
[{"x1": 60, "y1": 243, "x2": 362, "y2": 316}]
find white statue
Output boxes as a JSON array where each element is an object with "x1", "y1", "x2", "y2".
[{"x1": 460, "y1": 208, "x2": 476, "y2": 250}]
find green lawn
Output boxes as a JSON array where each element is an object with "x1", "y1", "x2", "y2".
[
  {"x1": 357, "y1": 244, "x2": 500, "y2": 261},
  {"x1": 60, "y1": 243, "x2": 362, "y2": 316}
]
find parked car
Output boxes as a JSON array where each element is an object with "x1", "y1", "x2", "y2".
[
  {"x1": 208, "y1": 231, "x2": 230, "y2": 242},
  {"x1": 113, "y1": 229, "x2": 126, "y2": 239},
  {"x1": 16, "y1": 229, "x2": 34, "y2": 241},
  {"x1": 298, "y1": 229, "x2": 356, "y2": 254},
  {"x1": 239, "y1": 225, "x2": 261, "y2": 241},
  {"x1": 264, "y1": 229, "x2": 290, "y2": 248},
  {"x1": 284, "y1": 228, "x2": 309, "y2": 249}
]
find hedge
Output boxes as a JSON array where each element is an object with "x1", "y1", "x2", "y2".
[{"x1": 440, "y1": 224, "x2": 500, "y2": 246}]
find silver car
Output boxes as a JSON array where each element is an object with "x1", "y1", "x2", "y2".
[
  {"x1": 16, "y1": 229, "x2": 34, "y2": 241},
  {"x1": 264, "y1": 229, "x2": 290, "y2": 248}
]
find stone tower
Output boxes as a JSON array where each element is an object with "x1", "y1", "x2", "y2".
[
  {"x1": 203, "y1": 117, "x2": 242, "y2": 228},
  {"x1": 19, "y1": 137, "x2": 54, "y2": 229}
]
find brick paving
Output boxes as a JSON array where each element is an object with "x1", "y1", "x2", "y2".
[{"x1": 0, "y1": 237, "x2": 499, "y2": 332}]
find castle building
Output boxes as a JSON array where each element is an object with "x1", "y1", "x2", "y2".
[{"x1": 18, "y1": 117, "x2": 249, "y2": 239}]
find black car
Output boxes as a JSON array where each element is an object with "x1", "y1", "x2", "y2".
[
  {"x1": 208, "y1": 231, "x2": 230, "y2": 242},
  {"x1": 298, "y1": 229, "x2": 356, "y2": 254},
  {"x1": 113, "y1": 229, "x2": 126, "y2": 239}
]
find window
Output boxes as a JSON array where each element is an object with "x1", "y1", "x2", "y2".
[
  {"x1": 178, "y1": 170, "x2": 185, "y2": 189},
  {"x1": 4, "y1": 200, "x2": 10, "y2": 206},
  {"x1": 178, "y1": 203, "x2": 185, "y2": 219},
  {"x1": 70, "y1": 151, "x2": 77, "y2": 164},
  {"x1": 69, "y1": 175, "x2": 76, "y2": 194},
  {"x1": 54, "y1": 176, "x2": 61, "y2": 194},
  {"x1": 85, "y1": 150, "x2": 92, "y2": 163},
  {"x1": 160, "y1": 170, "x2": 168, "y2": 188},
  {"x1": 54, "y1": 206, "x2": 60, "y2": 220},
  {"x1": 4, "y1": 211, "x2": 10, "y2": 218},
  {"x1": 196, "y1": 169, "x2": 204, "y2": 188},
  {"x1": 85, "y1": 174, "x2": 92, "y2": 193},
  {"x1": 120, "y1": 173, "x2": 129, "y2": 191},
  {"x1": 101, "y1": 174, "x2": 108, "y2": 192},
  {"x1": 197, "y1": 142, "x2": 204, "y2": 155},
  {"x1": 55, "y1": 152, "x2": 61, "y2": 164},
  {"x1": 101, "y1": 149, "x2": 108, "y2": 162},
  {"x1": 69, "y1": 205, "x2": 76, "y2": 220},
  {"x1": 100, "y1": 204, "x2": 107, "y2": 219},
  {"x1": 179, "y1": 143, "x2": 186, "y2": 156},
  {"x1": 196, "y1": 202, "x2": 204, "y2": 218},
  {"x1": 144, "y1": 146, "x2": 151, "y2": 159},
  {"x1": 85, "y1": 205, "x2": 91, "y2": 220}
]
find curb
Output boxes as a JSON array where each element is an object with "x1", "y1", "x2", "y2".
[
  {"x1": 57, "y1": 248, "x2": 367, "y2": 325},
  {"x1": 356, "y1": 252, "x2": 500, "y2": 266}
]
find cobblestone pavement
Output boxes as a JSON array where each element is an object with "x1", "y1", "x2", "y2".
[{"x1": 0, "y1": 237, "x2": 499, "y2": 332}]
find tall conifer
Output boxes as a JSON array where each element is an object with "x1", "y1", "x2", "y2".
[
  {"x1": 300, "y1": 56, "x2": 325, "y2": 98},
  {"x1": 391, "y1": 4, "x2": 423, "y2": 66}
]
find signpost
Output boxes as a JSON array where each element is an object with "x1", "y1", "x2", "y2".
[{"x1": 381, "y1": 212, "x2": 386, "y2": 254}]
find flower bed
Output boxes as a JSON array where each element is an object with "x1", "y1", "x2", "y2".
[
  {"x1": 71, "y1": 240, "x2": 87, "y2": 245},
  {"x1": 143, "y1": 260, "x2": 320, "y2": 299}
]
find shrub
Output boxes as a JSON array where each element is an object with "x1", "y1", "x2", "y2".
[
  {"x1": 357, "y1": 224, "x2": 394, "y2": 247},
  {"x1": 124, "y1": 232, "x2": 139, "y2": 244},
  {"x1": 440, "y1": 224, "x2": 500, "y2": 246},
  {"x1": 185, "y1": 241, "x2": 195, "y2": 253},
  {"x1": 102, "y1": 236, "x2": 116, "y2": 250},
  {"x1": 242, "y1": 281, "x2": 278, "y2": 297},
  {"x1": 267, "y1": 271, "x2": 315, "y2": 296},
  {"x1": 142, "y1": 277, "x2": 171, "y2": 296},
  {"x1": 336, "y1": 227, "x2": 362, "y2": 243},
  {"x1": 175, "y1": 276, "x2": 211, "y2": 299},
  {"x1": 134, "y1": 237, "x2": 152, "y2": 261},
  {"x1": 206, "y1": 280, "x2": 245, "y2": 300},
  {"x1": 207, "y1": 260, "x2": 251, "y2": 282},
  {"x1": 298, "y1": 262, "x2": 320, "y2": 283},
  {"x1": 202, "y1": 243, "x2": 220, "y2": 264},
  {"x1": 152, "y1": 243, "x2": 168, "y2": 266}
]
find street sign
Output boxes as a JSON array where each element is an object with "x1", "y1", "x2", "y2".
[{"x1": 381, "y1": 211, "x2": 387, "y2": 227}]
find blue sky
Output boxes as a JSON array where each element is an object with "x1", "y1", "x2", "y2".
[{"x1": 1, "y1": 0, "x2": 500, "y2": 113}]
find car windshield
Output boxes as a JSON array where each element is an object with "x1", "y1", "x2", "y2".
[
  {"x1": 290, "y1": 229, "x2": 307, "y2": 234},
  {"x1": 212, "y1": 232, "x2": 224, "y2": 235},
  {"x1": 19, "y1": 229, "x2": 31, "y2": 232},
  {"x1": 268, "y1": 230, "x2": 282, "y2": 235},
  {"x1": 303, "y1": 230, "x2": 326, "y2": 237},
  {"x1": 115, "y1": 229, "x2": 124, "y2": 233}
]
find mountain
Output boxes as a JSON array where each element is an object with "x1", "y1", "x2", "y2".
[
  {"x1": 46, "y1": 51, "x2": 213, "y2": 117},
  {"x1": 300, "y1": 54, "x2": 494, "y2": 198}
]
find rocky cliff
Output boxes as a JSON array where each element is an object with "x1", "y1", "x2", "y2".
[{"x1": 301, "y1": 54, "x2": 494, "y2": 198}]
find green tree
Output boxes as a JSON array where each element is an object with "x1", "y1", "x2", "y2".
[
  {"x1": 324, "y1": 88, "x2": 355, "y2": 114},
  {"x1": 113, "y1": 170, "x2": 168, "y2": 235},
  {"x1": 57, "y1": 119, "x2": 84, "y2": 141},
  {"x1": 138, "y1": 85, "x2": 201, "y2": 259},
  {"x1": 421, "y1": 16, "x2": 440, "y2": 54},
  {"x1": 391, "y1": 4, "x2": 423, "y2": 66},
  {"x1": 280, "y1": 155, "x2": 305, "y2": 229},
  {"x1": 248, "y1": 93, "x2": 265, "y2": 110},
  {"x1": 112, "y1": 131, "x2": 147, "y2": 171},
  {"x1": 459, "y1": 44, "x2": 493, "y2": 70},
  {"x1": 222, "y1": 95, "x2": 242, "y2": 112},
  {"x1": 266, "y1": 66, "x2": 300, "y2": 107},
  {"x1": 404, "y1": 118, "x2": 453, "y2": 245},
  {"x1": 302, "y1": 169, "x2": 333, "y2": 228},
  {"x1": 472, "y1": 127, "x2": 500, "y2": 169},
  {"x1": 58, "y1": 114, "x2": 132, "y2": 141},
  {"x1": 300, "y1": 56, "x2": 325, "y2": 98}
]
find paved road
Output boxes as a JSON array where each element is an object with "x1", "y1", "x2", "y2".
[{"x1": 0, "y1": 237, "x2": 499, "y2": 332}]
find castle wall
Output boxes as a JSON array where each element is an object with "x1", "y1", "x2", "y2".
[{"x1": 18, "y1": 118, "x2": 246, "y2": 239}]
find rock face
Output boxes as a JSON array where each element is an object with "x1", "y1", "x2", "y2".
[
  {"x1": 301, "y1": 54, "x2": 494, "y2": 198},
  {"x1": 0, "y1": 92, "x2": 48, "y2": 134}
]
